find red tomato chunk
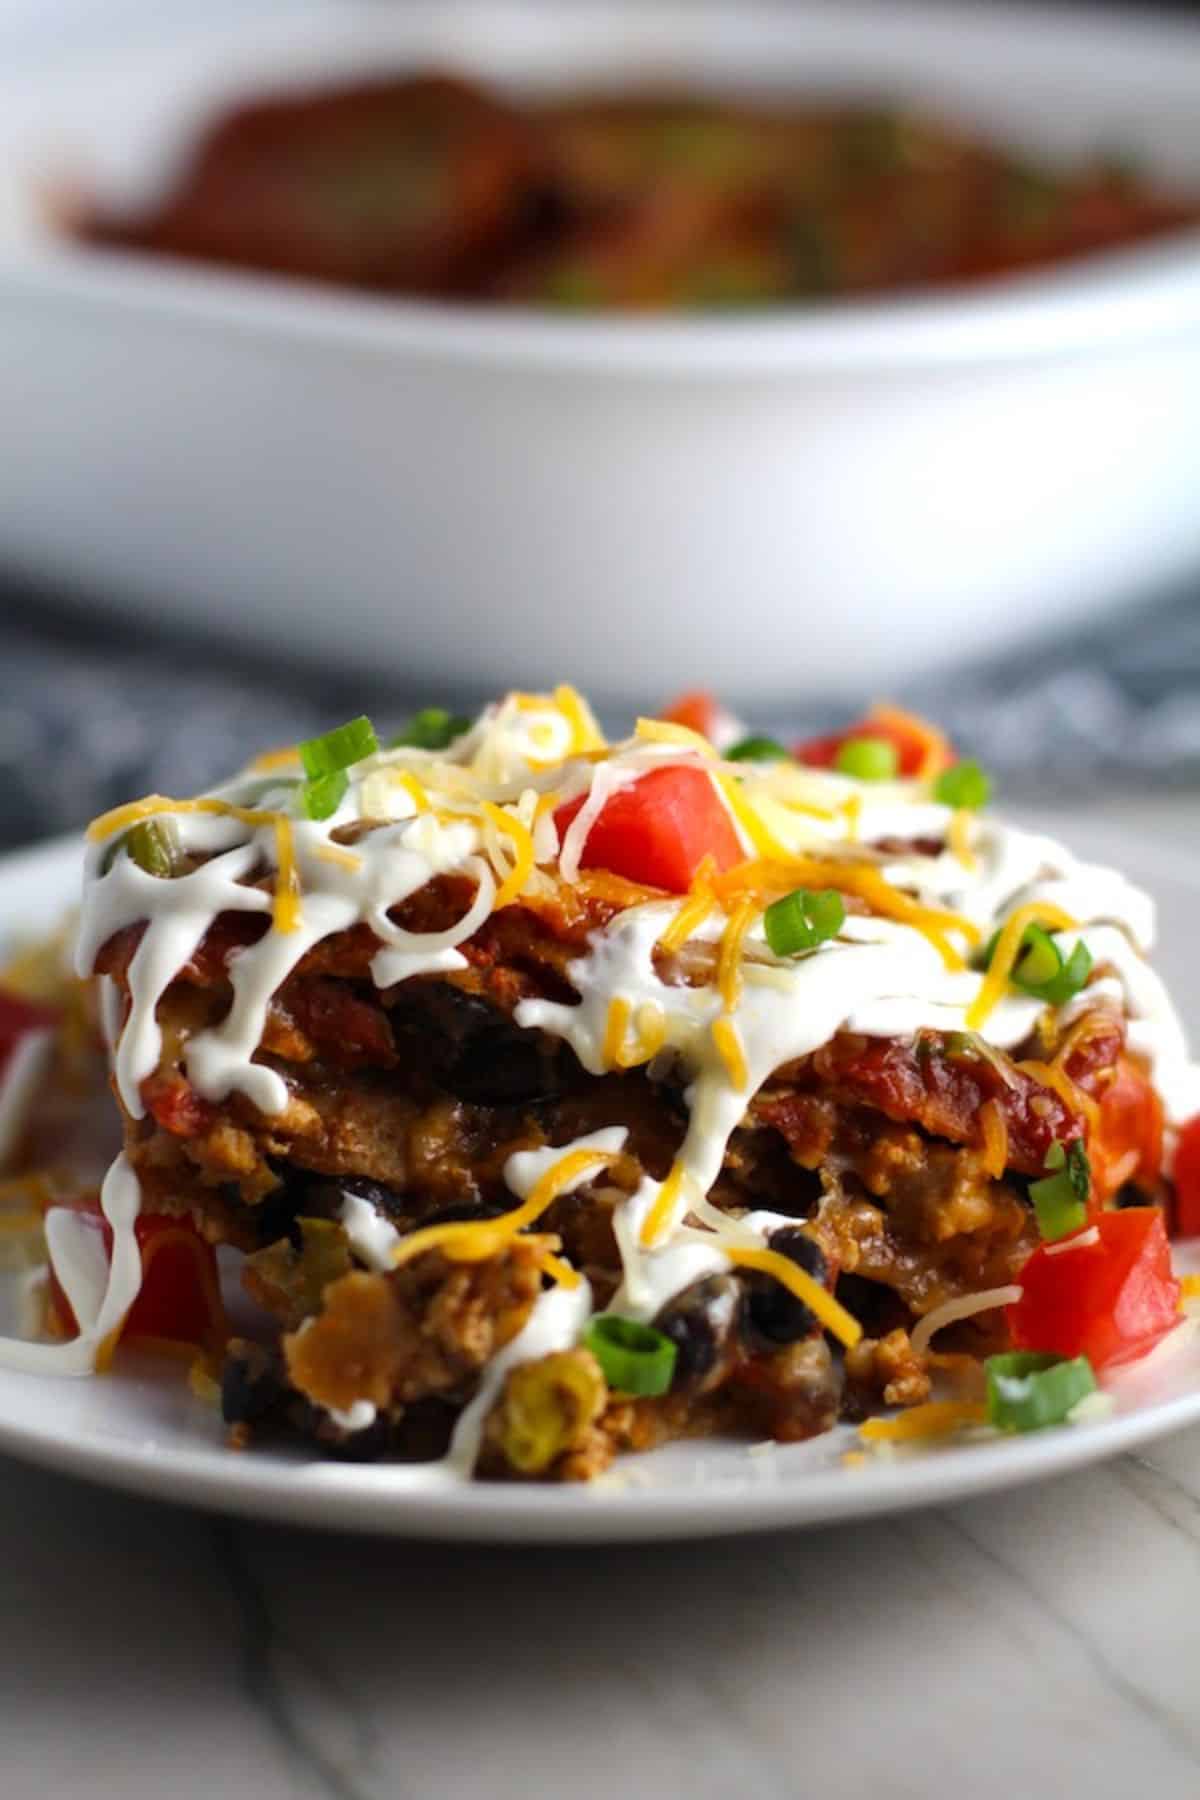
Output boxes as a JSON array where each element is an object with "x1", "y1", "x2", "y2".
[
  {"x1": 1171, "y1": 1114, "x2": 1200, "y2": 1237},
  {"x1": 47, "y1": 1195, "x2": 224, "y2": 1351},
  {"x1": 795, "y1": 714, "x2": 939, "y2": 779},
  {"x1": 554, "y1": 765, "x2": 743, "y2": 893},
  {"x1": 1008, "y1": 1209, "x2": 1180, "y2": 1371}
]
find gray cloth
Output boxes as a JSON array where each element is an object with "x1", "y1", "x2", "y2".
[{"x1": 0, "y1": 585, "x2": 1195, "y2": 850}]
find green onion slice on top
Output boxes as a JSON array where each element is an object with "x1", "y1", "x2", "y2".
[
  {"x1": 1029, "y1": 1139, "x2": 1091, "y2": 1241},
  {"x1": 390, "y1": 708, "x2": 471, "y2": 752},
  {"x1": 985, "y1": 1351, "x2": 1096, "y2": 1433},
  {"x1": 583, "y1": 1314, "x2": 677, "y2": 1397},
  {"x1": 834, "y1": 736, "x2": 898, "y2": 781},
  {"x1": 725, "y1": 735, "x2": 790, "y2": 764},
  {"x1": 298, "y1": 715, "x2": 378, "y2": 780},
  {"x1": 982, "y1": 923, "x2": 1093, "y2": 1008},
  {"x1": 124, "y1": 818, "x2": 178, "y2": 879},
  {"x1": 299, "y1": 769, "x2": 350, "y2": 822},
  {"x1": 933, "y1": 758, "x2": 992, "y2": 811},
  {"x1": 763, "y1": 887, "x2": 846, "y2": 958}
]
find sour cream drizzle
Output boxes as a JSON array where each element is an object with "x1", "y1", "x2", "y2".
[{"x1": 3, "y1": 690, "x2": 1196, "y2": 1440}]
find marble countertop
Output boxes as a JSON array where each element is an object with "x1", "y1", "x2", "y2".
[
  {"x1": 4, "y1": 791, "x2": 1200, "y2": 1800},
  {"x1": 4, "y1": 1433, "x2": 1200, "y2": 1800}
]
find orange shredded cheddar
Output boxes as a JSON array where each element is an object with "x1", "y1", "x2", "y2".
[
  {"x1": 538, "y1": 1251, "x2": 583, "y2": 1290},
  {"x1": 658, "y1": 856, "x2": 718, "y2": 953},
  {"x1": 249, "y1": 746, "x2": 301, "y2": 773},
  {"x1": 640, "y1": 1161, "x2": 690, "y2": 1248},
  {"x1": 554, "y1": 684, "x2": 606, "y2": 755},
  {"x1": 603, "y1": 997, "x2": 633, "y2": 1068},
  {"x1": 481, "y1": 802, "x2": 535, "y2": 908},
  {"x1": 967, "y1": 901, "x2": 1078, "y2": 1030},
  {"x1": 392, "y1": 1147, "x2": 618, "y2": 1269},
  {"x1": 1016, "y1": 1057, "x2": 1100, "y2": 1132},
  {"x1": 868, "y1": 703, "x2": 954, "y2": 780},
  {"x1": 712, "y1": 856, "x2": 976, "y2": 971},
  {"x1": 978, "y1": 1099, "x2": 1009, "y2": 1179},
  {"x1": 711, "y1": 1015, "x2": 749, "y2": 1091},
  {"x1": 723, "y1": 1246, "x2": 862, "y2": 1348},
  {"x1": 948, "y1": 808, "x2": 977, "y2": 871},
  {"x1": 716, "y1": 893, "x2": 759, "y2": 1010},
  {"x1": 859, "y1": 1400, "x2": 988, "y2": 1443},
  {"x1": 271, "y1": 817, "x2": 302, "y2": 933}
]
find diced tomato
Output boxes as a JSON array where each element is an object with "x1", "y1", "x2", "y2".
[
  {"x1": 141, "y1": 1071, "x2": 217, "y2": 1139},
  {"x1": 1007, "y1": 1208, "x2": 1180, "y2": 1371},
  {"x1": 1089, "y1": 1054, "x2": 1164, "y2": 1205},
  {"x1": 795, "y1": 710, "x2": 947, "y2": 779},
  {"x1": 554, "y1": 765, "x2": 743, "y2": 893},
  {"x1": 1172, "y1": 1114, "x2": 1200, "y2": 1237},
  {"x1": 46, "y1": 1192, "x2": 225, "y2": 1352},
  {"x1": 657, "y1": 690, "x2": 722, "y2": 741}
]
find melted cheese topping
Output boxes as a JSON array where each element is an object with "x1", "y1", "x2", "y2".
[{"x1": 3, "y1": 684, "x2": 1196, "y2": 1474}]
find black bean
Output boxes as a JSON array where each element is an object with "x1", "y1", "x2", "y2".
[
  {"x1": 391, "y1": 983, "x2": 568, "y2": 1104},
  {"x1": 655, "y1": 1274, "x2": 742, "y2": 1395},
  {"x1": 742, "y1": 1227, "x2": 829, "y2": 1346}
]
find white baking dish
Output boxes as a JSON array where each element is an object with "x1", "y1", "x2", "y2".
[{"x1": 2, "y1": 0, "x2": 1200, "y2": 705}]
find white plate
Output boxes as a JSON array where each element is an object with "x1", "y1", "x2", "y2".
[
  {"x1": 2, "y1": 1, "x2": 1200, "y2": 703},
  {"x1": 0, "y1": 822, "x2": 1198, "y2": 1542}
]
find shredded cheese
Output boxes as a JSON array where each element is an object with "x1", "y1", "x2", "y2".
[
  {"x1": 948, "y1": 808, "x2": 977, "y2": 871},
  {"x1": 909, "y1": 1285, "x2": 1023, "y2": 1357},
  {"x1": 391, "y1": 1147, "x2": 618, "y2": 1269},
  {"x1": 271, "y1": 818, "x2": 302, "y2": 933},
  {"x1": 712, "y1": 856, "x2": 977, "y2": 970},
  {"x1": 635, "y1": 718, "x2": 714, "y2": 756},
  {"x1": 715, "y1": 894, "x2": 758, "y2": 1011},
  {"x1": 967, "y1": 901, "x2": 1078, "y2": 1029},
  {"x1": 658, "y1": 858, "x2": 718, "y2": 953},
  {"x1": 312, "y1": 842, "x2": 363, "y2": 872},
  {"x1": 723, "y1": 1246, "x2": 862, "y2": 1348},
  {"x1": 715, "y1": 772, "x2": 791, "y2": 861},
  {"x1": 640, "y1": 1161, "x2": 690, "y2": 1248},
  {"x1": 603, "y1": 997, "x2": 633, "y2": 1069},
  {"x1": 711, "y1": 1015, "x2": 749, "y2": 1091},
  {"x1": 868, "y1": 703, "x2": 953, "y2": 780},
  {"x1": 554, "y1": 684, "x2": 606, "y2": 755},
  {"x1": 977, "y1": 1100, "x2": 1009, "y2": 1180},
  {"x1": 481, "y1": 802, "x2": 535, "y2": 908},
  {"x1": 634, "y1": 1003, "x2": 667, "y2": 1062},
  {"x1": 1044, "y1": 1226, "x2": 1100, "y2": 1257},
  {"x1": 859, "y1": 1399, "x2": 988, "y2": 1443},
  {"x1": 537, "y1": 1250, "x2": 583, "y2": 1289},
  {"x1": 249, "y1": 746, "x2": 301, "y2": 773},
  {"x1": 1016, "y1": 1057, "x2": 1100, "y2": 1132}
]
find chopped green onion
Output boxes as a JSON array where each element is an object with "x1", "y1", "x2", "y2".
[
  {"x1": 583, "y1": 1314, "x2": 677, "y2": 1397},
  {"x1": 1029, "y1": 1138, "x2": 1091, "y2": 1241},
  {"x1": 981, "y1": 925, "x2": 1093, "y2": 1008},
  {"x1": 124, "y1": 819, "x2": 177, "y2": 878},
  {"x1": 298, "y1": 716, "x2": 378, "y2": 779},
  {"x1": 834, "y1": 736, "x2": 898, "y2": 782},
  {"x1": 934, "y1": 758, "x2": 992, "y2": 811},
  {"x1": 390, "y1": 708, "x2": 471, "y2": 752},
  {"x1": 1043, "y1": 941, "x2": 1094, "y2": 1007},
  {"x1": 1014, "y1": 923, "x2": 1062, "y2": 991},
  {"x1": 725, "y1": 735, "x2": 789, "y2": 764},
  {"x1": 299, "y1": 770, "x2": 349, "y2": 821},
  {"x1": 985, "y1": 1350, "x2": 1096, "y2": 1433},
  {"x1": 763, "y1": 886, "x2": 846, "y2": 958}
]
